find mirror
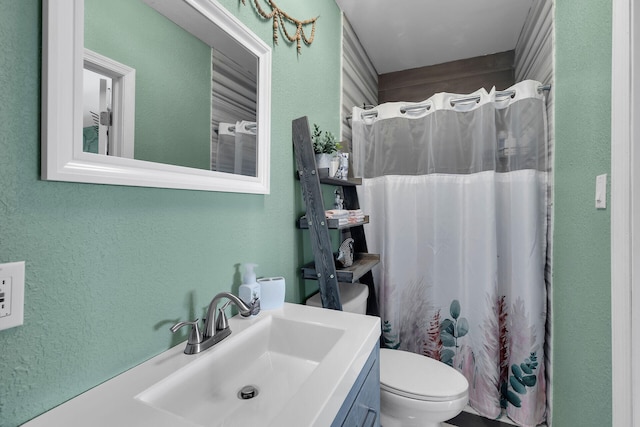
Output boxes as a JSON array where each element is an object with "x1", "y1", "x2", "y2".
[{"x1": 42, "y1": 0, "x2": 272, "y2": 193}]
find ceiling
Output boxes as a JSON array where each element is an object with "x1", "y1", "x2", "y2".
[{"x1": 335, "y1": 0, "x2": 534, "y2": 75}]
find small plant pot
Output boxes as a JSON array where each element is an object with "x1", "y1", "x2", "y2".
[{"x1": 315, "y1": 153, "x2": 333, "y2": 170}]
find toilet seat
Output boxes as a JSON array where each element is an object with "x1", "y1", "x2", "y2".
[{"x1": 380, "y1": 348, "x2": 469, "y2": 402}]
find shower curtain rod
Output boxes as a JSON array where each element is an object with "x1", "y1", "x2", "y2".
[
  {"x1": 448, "y1": 84, "x2": 552, "y2": 107},
  {"x1": 347, "y1": 84, "x2": 552, "y2": 123}
]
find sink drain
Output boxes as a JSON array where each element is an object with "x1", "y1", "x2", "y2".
[{"x1": 238, "y1": 385, "x2": 259, "y2": 400}]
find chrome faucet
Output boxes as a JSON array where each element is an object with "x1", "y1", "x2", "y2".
[{"x1": 170, "y1": 292, "x2": 252, "y2": 355}]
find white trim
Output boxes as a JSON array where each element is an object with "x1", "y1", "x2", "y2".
[
  {"x1": 632, "y1": 2, "x2": 640, "y2": 422},
  {"x1": 611, "y1": 0, "x2": 636, "y2": 425},
  {"x1": 42, "y1": 0, "x2": 272, "y2": 194}
]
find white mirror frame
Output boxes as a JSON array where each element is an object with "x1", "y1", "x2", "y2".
[{"x1": 42, "y1": 0, "x2": 272, "y2": 194}]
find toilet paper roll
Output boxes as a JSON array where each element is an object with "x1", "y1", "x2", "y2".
[{"x1": 257, "y1": 277, "x2": 286, "y2": 310}]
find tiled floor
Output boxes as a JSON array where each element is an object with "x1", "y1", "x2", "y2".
[
  {"x1": 445, "y1": 410, "x2": 547, "y2": 427},
  {"x1": 445, "y1": 411, "x2": 515, "y2": 427}
]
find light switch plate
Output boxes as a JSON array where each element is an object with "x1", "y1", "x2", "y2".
[
  {"x1": 596, "y1": 174, "x2": 607, "y2": 209},
  {"x1": 0, "y1": 261, "x2": 25, "y2": 331}
]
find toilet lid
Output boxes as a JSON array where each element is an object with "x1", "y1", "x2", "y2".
[{"x1": 380, "y1": 348, "x2": 469, "y2": 402}]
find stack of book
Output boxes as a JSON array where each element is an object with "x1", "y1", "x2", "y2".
[{"x1": 324, "y1": 209, "x2": 365, "y2": 226}]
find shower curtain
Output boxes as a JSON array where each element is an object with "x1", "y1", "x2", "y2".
[
  {"x1": 352, "y1": 80, "x2": 548, "y2": 426},
  {"x1": 217, "y1": 121, "x2": 257, "y2": 176}
]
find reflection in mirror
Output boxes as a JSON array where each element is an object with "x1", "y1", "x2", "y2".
[
  {"x1": 211, "y1": 49, "x2": 257, "y2": 176},
  {"x1": 84, "y1": 0, "x2": 258, "y2": 175},
  {"x1": 42, "y1": 0, "x2": 271, "y2": 193},
  {"x1": 82, "y1": 68, "x2": 111, "y2": 155},
  {"x1": 217, "y1": 121, "x2": 257, "y2": 176},
  {"x1": 83, "y1": 48, "x2": 136, "y2": 159}
]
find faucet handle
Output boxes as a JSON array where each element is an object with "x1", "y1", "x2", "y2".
[
  {"x1": 215, "y1": 300, "x2": 232, "y2": 332},
  {"x1": 215, "y1": 308, "x2": 229, "y2": 332},
  {"x1": 170, "y1": 318, "x2": 202, "y2": 344}
]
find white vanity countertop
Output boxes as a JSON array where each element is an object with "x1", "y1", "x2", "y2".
[{"x1": 24, "y1": 303, "x2": 380, "y2": 427}]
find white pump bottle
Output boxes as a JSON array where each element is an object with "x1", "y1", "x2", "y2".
[{"x1": 239, "y1": 263, "x2": 260, "y2": 316}]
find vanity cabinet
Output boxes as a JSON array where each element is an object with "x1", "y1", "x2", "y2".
[{"x1": 331, "y1": 345, "x2": 380, "y2": 427}]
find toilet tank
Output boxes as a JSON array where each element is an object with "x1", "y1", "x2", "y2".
[{"x1": 306, "y1": 282, "x2": 369, "y2": 315}]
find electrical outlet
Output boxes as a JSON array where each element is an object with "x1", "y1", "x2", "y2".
[
  {"x1": 0, "y1": 261, "x2": 25, "y2": 331},
  {"x1": 0, "y1": 276, "x2": 12, "y2": 317}
]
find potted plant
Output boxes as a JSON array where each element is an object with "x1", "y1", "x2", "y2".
[{"x1": 312, "y1": 124, "x2": 340, "y2": 170}]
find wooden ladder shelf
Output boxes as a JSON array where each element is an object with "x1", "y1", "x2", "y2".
[{"x1": 292, "y1": 116, "x2": 379, "y2": 314}]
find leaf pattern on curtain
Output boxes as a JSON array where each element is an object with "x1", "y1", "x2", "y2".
[
  {"x1": 382, "y1": 320, "x2": 400, "y2": 349},
  {"x1": 440, "y1": 300, "x2": 470, "y2": 367},
  {"x1": 382, "y1": 293, "x2": 546, "y2": 425},
  {"x1": 499, "y1": 297, "x2": 511, "y2": 383},
  {"x1": 506, "y1": 298, "x2": 547, "y2": 424},
  {"x1": 398, "y1": 278, "x2": 434, "y2": 354},
  {"x1": 471, "y1": 294, "x2": 502, "y2": 418},
  {"x1": 422, "y1": 309, "x2": 442, "y2": 360}
]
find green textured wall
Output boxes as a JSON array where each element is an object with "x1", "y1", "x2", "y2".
[
  {"x1": 0, "y1": 0, "x2": 341, "y2": 425},
  {"x1": 84, "y1": 0, "x2": 211, "y2": 169},
  {"x1": 1, "y1": 0, "x2": 618, "y2": 426},
  {"x1": 553, "y1": 0, "x2": 612, "y2": 425}
]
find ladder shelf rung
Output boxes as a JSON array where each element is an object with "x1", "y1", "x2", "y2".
[
  {"x1": 298, "y1": 215, "x2": 369, "y2": 230},
  {"x1": 301, "y1": 253, "x2": 380, "y2": 283}
]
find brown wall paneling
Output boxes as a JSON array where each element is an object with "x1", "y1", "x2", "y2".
[{"x1": 378, "y1": 50, "x2": 515, "y2": 103}]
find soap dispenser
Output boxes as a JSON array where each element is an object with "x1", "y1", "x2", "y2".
[{"x1": 239, "y1": 263, "x2": 260, "y2": 316}]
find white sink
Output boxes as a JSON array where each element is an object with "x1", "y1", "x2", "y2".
[
  {"x1": 24, "y1": 303, "x2": 380, "y2": 427},
  {"x1": 136, "y1": 317, "x2": 344, "y2": 426}
]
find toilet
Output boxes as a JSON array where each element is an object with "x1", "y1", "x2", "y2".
[
  {"x1": 307, "y1": 283, "x2": 469, "y2": 427},
  {"x1": 379, "y1": 348, "x2": 468, "y2": 427}
]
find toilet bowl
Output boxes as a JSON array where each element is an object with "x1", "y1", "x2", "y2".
[
  {"x1": 306, "y1": 285, "x2": 468, "y2": 426},
  {"x1": 379, "y1": 348, "x2": 468, "y2": 427}
]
